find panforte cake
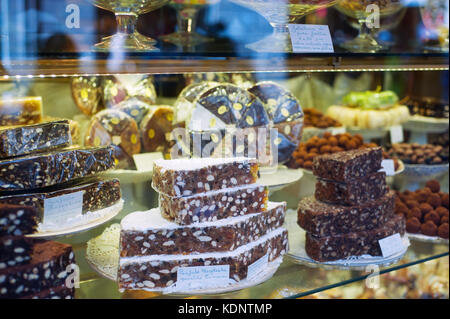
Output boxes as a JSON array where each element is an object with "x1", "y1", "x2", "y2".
[
  {"x1": 314, "y1": 171, "x2": 388, "y2": 206},
  {"x1": 312, "y1": 147, "x2": 383, "y2": 182},
  {"x1": 0, "y1": 241, "x2": 76, "y2": 299},
  {"x1": 152, "y1": 157, "x2": 259, "y2": 197},
  {"x1": 0, "y1": 146, "x2": 115, "y2": 191},
  {"x1": 305, "y1": 214, "x2": 406, "y2": 262},
  {"x1": 119, "y1": 157, "x2": 288, "y2": 292},
  {"x1": 0, "y1": 204, "x2": 42, "y2": 236},
  {"x1": 120, "y1": 202, "x2": 286, "y2": 256},
  {"x1": 118, "y1": 228, "x2": 288, "y2": 291},
  {"x1": 159, "y1": 184, "x2": 268, "y2": 225},
  {"x1": 298, "y1": 191, "x2": 395, "y2": 237},
  {"x1": 0, "y1": 120, "x2": 71, "y2": 159},
  {"x1": 297, "y1": 148, "x2": 406, "y2": 262}
]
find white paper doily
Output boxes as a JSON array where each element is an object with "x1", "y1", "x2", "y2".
[
  {"x1": 285, "y1": 210, "x2": 410, "y2": 271},
  {"x1": 27, "y1": 200, "x2": 124, "y2": 240},
  {"x1": 85, "y1": 223, "x2": 285, "y2": 295},
  {"x1": 407, "y1": 232, "x2": 449, "y2": 245}
]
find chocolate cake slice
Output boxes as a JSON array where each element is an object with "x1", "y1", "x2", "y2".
[
  {"x1": 0, "y1": 204, "x2": 42, "y2": 236},
  {"x1": 312, "y1": 147, "x2": 383, "y2": 182},
  {"x1": 0, "y1": 236, "x2": 34, "y2": 269},
  {"x1": 298, "y1": 191, "x2": 395, "y2": 237},
  {"x1": 305, "y1": 214, "x2": 406, "y2": 262},
  {"x1": 0, "y1": 241, "x2": 75, "y2": 299}
]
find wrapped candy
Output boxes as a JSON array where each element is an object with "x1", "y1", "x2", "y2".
[
  {"x1": 115, "y1": 98, "x2": 152, "y2": 126},
  {"x1": 102, "y1": 75, "x2": 157, "y2": 108},
  {"x1": 140, "y1": 106, "x2": 174, "y2": 154},
  {"x1": 71, "y1": 76, "x2": 104, "y2": 116},
  {"x1": 173, "y1": 82, "x2": 304, "y2": 165},
  {"x1": 248, "y1": 82, "x2": 304, "y2": 163},
  {"x1": 173, "y1": 81, "x2": 219, "y2": 125}
]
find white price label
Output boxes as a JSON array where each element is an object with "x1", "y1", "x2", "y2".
[
  {"x1": 378, "y1": 233, "x2": 404, "y2": 257},
  {"x1": 390, "y1": 125, "x2": 404, "y2": 144},
  {"x1": 288, "y1": 24, "x2": 334, "y2": 53},
  {"x1": 133, "y1": 152, "x2": 164, "y2": 171},
  {"x1": 379, "y1": 159, "x2": 396, "y2": 176},
  {"x1": 176, "y1": 265, "x2": 230, "y2": 290},
  {"x1": 247, "y1": 254, "x2": 269, "y2": 279},
  {"x1": 44, "y1": 191, "x2": 83, "y2": 225},
  {"x1": 330, "y1": 126, "x2": 346, "y2": 135}
]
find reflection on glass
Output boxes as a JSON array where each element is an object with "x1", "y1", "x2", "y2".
[
  {"x1": 90, "y1": 0, "x2": 170, "y2": 51},
  {"x1": 160, "y1": 0, "x2": 219, "y2": 47},
  {"x1": 335, "y1": 0, "x2": 404, "y2": 53},
  {"x1": 228, "y1": 0, "x2": 341, "y2": 52},
  {"x1": 341, "y1": 6, "x2": 407, "y2": 51},
  {"x1": 420, "y1": 0, "x2": 449, "y2": 52}
]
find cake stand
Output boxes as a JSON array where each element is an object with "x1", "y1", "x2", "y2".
[
  {"x1": 85, "y1": 224, "x2": 286, "y2": 295},
  {"x1": 90, "y1": 0, "x2": 170, "y2": 51},
  {"x1": 228, "y1": 0, "x2": 341, "y2": 52},
  {"x1": 285, "y1": 210, "x2": 410, "y2": 271}
]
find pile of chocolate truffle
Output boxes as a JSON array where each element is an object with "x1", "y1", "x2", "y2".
[{"x1": 395, "y1": 180, "x2": 449, "y2": 239}]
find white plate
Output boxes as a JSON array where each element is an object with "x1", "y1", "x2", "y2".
[
  {"x1": 402, "y1": 163, "x2": 449, "y2": 179},
  {"x1": 284, "y1": 210, "x2": 410, "y2": 271},
  {"x1": 85, "y1": 224, "x2": 284, "y2": 295},
  {"x1": 26, "y1": 200, "x2": 124, "y2": 240},
  {"x1": 403, "y1": 115, "x2": 449, "y2": 134},
  {"x1": 407, "y1": 233, "x2": 449, "y2": 245},
  {"x1": 258, "y1": 166, "x2": 304, "y2": 192}
]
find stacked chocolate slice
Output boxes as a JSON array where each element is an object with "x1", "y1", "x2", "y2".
[
  {"x1": 118, "y1": 157, "x2": 288, "y2": 291},
  {"x1": 0, "y1": 113, "x2": 121, "y2": 298},
  {"x1": 297, "y1": 147, "x2": 406, "y2": 262},
  {"x1": 0, "y1": 204, "x2": 76, "y2": 299},
  {"x1": 0, "y1": 120, "x2": 121, "y2": 232}
]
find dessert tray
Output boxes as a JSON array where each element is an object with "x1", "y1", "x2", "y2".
[
  {"x1": 86, "y1": 223, "x2": 284, "y2": 296},
  {"x1": 284, "y1": 210, "x2": 410, "y2": 271},
  {"x1": 27, "y1": 200, "x2": 124, "y2": 240},
  {"x1": 407, "y1": 233, "x2": 449, "y2": 245}
]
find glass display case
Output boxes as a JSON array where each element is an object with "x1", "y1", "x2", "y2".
[{"x1": 0, "y1": 0, "x2": 448, "y2": 300}]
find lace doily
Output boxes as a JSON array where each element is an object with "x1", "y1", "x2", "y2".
[{"x1": 86, "y1": 223, "x2": 121, "y2": 281}]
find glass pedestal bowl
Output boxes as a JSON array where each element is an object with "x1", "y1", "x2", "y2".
[
  {"x1": 229, "y1": 0, "x2": 341, "y2": 53},
  {"x1": 160, "y1": 0, "x2": 219, "y2": 47},
  {"x1": 420, "y1": 0, "x2": 449, "y2": 52},
  {"x1": 90, "y1": 0, "x2": 170, "y2": 51},
  {"x1": 335, "y1": 0, "x2": 404, "y2": 53}
]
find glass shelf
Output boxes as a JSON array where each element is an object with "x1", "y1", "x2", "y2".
[
  {"x1": 1, "y1": 2, "x2": 449, "y2": 76},
  {"x1": 0, "y1": 53, "x2": 448, "y2": 77}
]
